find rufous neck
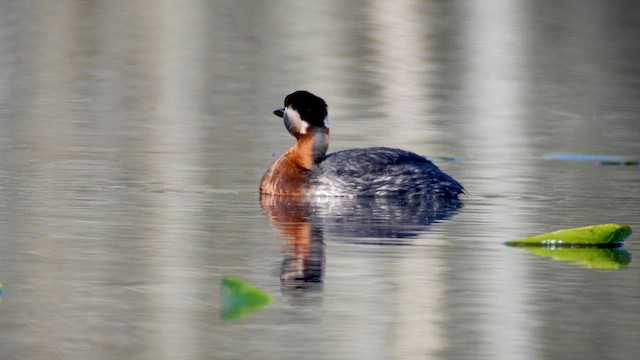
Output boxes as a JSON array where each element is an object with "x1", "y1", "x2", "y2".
[{"x1": 294, "y1": 127, "x2": 329, "y2": 169}]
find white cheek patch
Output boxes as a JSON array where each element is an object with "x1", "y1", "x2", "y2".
[{"x1": 285, "y1": 107, "x2": 309, "y2": 134}]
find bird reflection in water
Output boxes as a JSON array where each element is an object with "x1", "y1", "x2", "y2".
[
  {"x1": 260, "y1": 195, "x2": 463, "y2": 293},
  {"x1": 260, "y1": 195, "x2": 326, "y2": 292}
]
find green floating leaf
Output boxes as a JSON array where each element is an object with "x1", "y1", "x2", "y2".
[
  {"x1": 513, "y1": 247, "x2": 631, "y2": 269},
  {"x1": 221, "y1": 276, "x2": 272, "y2": 321},
  {"x1": 506, "y1": 224, "x2": 632, "y2": 247}
]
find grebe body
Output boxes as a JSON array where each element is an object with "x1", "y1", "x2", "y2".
[{"x1": 260, "y1": 91, "x2": 464, "y2": 198}]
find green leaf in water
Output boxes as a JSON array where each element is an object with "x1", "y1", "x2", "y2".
[
  {"x1": 221, "y1": 276, "x2": 272, "y2": 321},
  {"x1": 510, "y1": 247, "x2": 631, "y2": 269},
  {"x1": 505, "y1": 224, "x2": 632, "y2": 247}
]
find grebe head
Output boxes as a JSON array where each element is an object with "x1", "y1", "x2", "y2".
[{"x1": 274, "y1": 91, "x2": 329, "y2": 137}]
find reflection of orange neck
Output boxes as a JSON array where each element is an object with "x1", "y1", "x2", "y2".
[
  {"x1": 259, "y1": 127, "x2": 329, "y2": 196},
  {"x1": 260, "y1": 195, "x2": 323, "y2": 288},
  {"x1": 260, "y1": 195, "x2": 311, "y2": 249}
]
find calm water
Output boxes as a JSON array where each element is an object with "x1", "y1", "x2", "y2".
[{"x1": 0, "y1": 1, "x2": 639, "y2": 359}]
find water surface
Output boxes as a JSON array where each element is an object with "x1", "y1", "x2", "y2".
[{"x1": 0, "y1": 1, "x2": 639, "y2": 359}]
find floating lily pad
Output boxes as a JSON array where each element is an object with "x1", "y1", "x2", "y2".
[
  {"x1": 506, "y1": 224, "x2": 632, "y2": 247},
  {"x1": 512, "y1": 247, "x2": 631, "y2": 269},
  {"x1": 221, "y1": 276, "x2": 272, "y2": 321}
]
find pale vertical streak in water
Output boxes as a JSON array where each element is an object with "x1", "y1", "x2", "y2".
[
  {"x1": 462, "y1": 1, "x2": 537, "y2": 359},
  {"x1": 369, "y1": 1, "x2": 446, "y2": 358},
  {"x1": 17, "y1": 3, "x2": 77, "y2": 355},
  {"x1": 149, "y1": 2, "x2": 208, "y2": 359}
]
